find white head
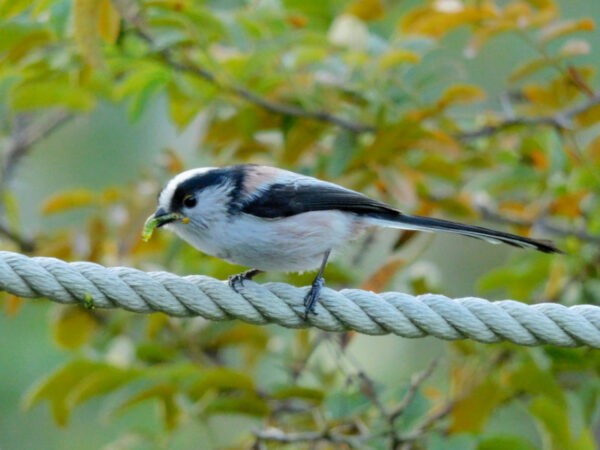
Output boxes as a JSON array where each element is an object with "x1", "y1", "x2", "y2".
[{"x1": 151, "y1": 166, "x2": 246, "y2": 239}]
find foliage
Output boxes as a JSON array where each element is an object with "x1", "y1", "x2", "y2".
[{"x1": 1, "y1": 0, "x2": 600, "y2": 449}]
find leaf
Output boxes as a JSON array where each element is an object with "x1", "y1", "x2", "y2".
[
  {"x1": 438, "y1": 84, "x2": 486, "y2": 108},
  {"x1": 52, "y1": 306, "x2": 98, "y2": 349},
  {"x1": 378, "y1": 49, "x2": 421, "y2": 69},
  {"x1": 271, "y1": 386, "x2": 325, "y2": 403},
  {"x1": 117, "y1": 384, "x2": 181, "y2": 429},
  {"x1": 204, "y1": 394, "x2": 269, "y2": 417},
  {"x1": 346, "y1": 0, "x2": 385, "y2": 21},
  {"x1": 400, "y1": 4, "x2": 497, "y2": 39},
  {"x1": 73, "y1": 0, "x2": 104, "y2": 68},
  {"x1": 0, "y1": 23, "x2": 53, "y2": 62},
  {"x1": 477, "y1": 436, "x2": 538, "y2": 450},
  {"x1": 188, "y1": 368, "x2": 256, "y2": 400},
  {"x1": 24, "y1": 359, "x2": 131, "y2": 425},
  {"x1": 0, "y1": 0, "x2": 33, "y2": 19},
  {"x1": 477, "y1": 255, "x2": 551, "y2": 299},
  {"x1": 10, "y1": 80, "x2": 96, "y2": 112},
  {"x1": 509, "y1": 57, "x2": 555, "y2": 83},
  {"x1": 97, "y1": 0, "x2": 120, "y2": 44},
  {"x1": 538, "y1": 18, "x2": 595, "y2": 44},
  {"x1": 450, "y1": 376, "x2": 510, "y2": 433},
  {"x1": 41, "y1": 189, "x2": 96, "y2": 215}
]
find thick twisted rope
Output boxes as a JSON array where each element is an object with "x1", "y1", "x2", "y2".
[{"x1": 1, "y1": 251, "x2": 599, "y2": 348}]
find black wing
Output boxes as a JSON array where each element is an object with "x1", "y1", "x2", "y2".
[
  {"x1": 240, "y1": 180, "x2": 562, "y2": 254},
  {"x1": 241, "y1": 182, "x2": 399, "y2": 219}
]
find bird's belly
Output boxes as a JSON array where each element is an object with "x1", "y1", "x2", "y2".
[{"x1": 185, "y1": 211, "x2": 357, "y2": 272}]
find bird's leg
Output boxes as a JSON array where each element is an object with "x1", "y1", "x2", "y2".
[
  {"x1": 303, "y1": 249, "x2": 331, "y2": 319},
  {"x1": 228, "y1": 268, "x2": 263, "y2": 292}
]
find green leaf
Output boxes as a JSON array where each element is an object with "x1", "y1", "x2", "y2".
[
  {"x1": 24, "y1": 359, "x2": 133, "y2": 425},
  {"x1": 188, "y1": 368, "x2": 256, "y2": 400},
  {"x1": 51, "y1": 306, "x2": 98, "y2": 349},
  {"x1": 204, "y1": 394, "x2": 269, "y2": 417},
  {"x1": 477, "y1": 436, "x2": 537, "y2": 450},
  {"x1": 271, "y1": 386, "x2": 325, "y2": 403},
  {"x1": 10, "y1": 80, "x2": 95, "y2": 111}
]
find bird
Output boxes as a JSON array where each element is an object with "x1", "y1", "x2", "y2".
[{"x1": 144, "y1": 164, "x2": 561, "y2": 318}]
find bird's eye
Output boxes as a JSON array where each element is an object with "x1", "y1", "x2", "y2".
[{"x1": 183, "y1": 195, "x2": 197, "y2": 208}]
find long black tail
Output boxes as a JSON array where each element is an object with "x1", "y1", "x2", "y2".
[{"x1": 369, "y1": 212, "x2": 562, "y2": 254}]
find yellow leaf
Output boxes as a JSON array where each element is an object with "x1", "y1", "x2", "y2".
[
  {"x1": 586, "y1": 135, "x2": 600, "y2": 162},
  {"x1": 400, "y1": 3, "x2": 497, "y2": 38},
  {"x1": 378, "y1": 49, "x2": 420, "y2": 69},
  {"x1": 52, "y1": 307, "x2": 98, "y2": 350},
  {"x1": 539, "y1": 18, "x2": 595, "y2": 44},
  {"x1": 438, "y1": 84, "x2": 486, "y2": 108},
  {"x1": 73, "y1": 0, "x2": 104, "y2": 68},
  {"x1": 98, "y1": 0, "x2": 120, "y2": 44},
  {"x1": 41, "y1": 189, "x2": 96, "y2": 215},
  {"x1": 549, "y1": 191, "x2": 587, "y2": 218},
  {"x1": 347, "y1": 0, "x2": 385, "y2": 21}
]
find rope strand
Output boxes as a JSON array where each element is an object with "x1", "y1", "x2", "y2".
[{"x1": 1, "y1": 251, "x2": 598, "y2": 347}]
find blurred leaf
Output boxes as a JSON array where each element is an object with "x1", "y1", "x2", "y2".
[
  {"x1": 378, "y1": 48, "x2": 421, "y2": 69},
  {"x1": 204, "y1": 394, "x2": 269, "y2": 417},
  {"x1": 477, "y1": 436, "x2": 537, "y2": 450},
  {"x1": 538, "y1": 18, "x2": 595, "y2": 44},
  {"x1": 438, "y1": 84, "x2": 486, "y2": 108},
  {"x1": 117, "y1": 384, "x2": 181, "y2": 429},
  {"x1": 346, "y1": 0, "x2": 384, "y2": 21},
  {"x1": 400, "y1": 3, "x2": 497, "y2": 39},
  {"x1": 10, "y1": 80, "x2": 96, "y2": 111},
  {"x1": 0, "y1": 23, "x2": 53, "y2": 61},
  {"x1": 52, "y1": 306, "x2": 98, "y2": 349},
  {"x1": 188, "y1": 368, "x2": 256, "y2": 400},
  {"x1": 529, "y1": 395, "x2": 594, "y2": 450},
  {"x1": 0, "y1": 0, "x2": 33, "y2": 18},
  {"x1": 478, "y1": 255, "x2": 552, "y2": 299},
  {"x1": 271, "y1": 386, "x2": 325, "y2": 403},
  {"x1": 73, "y1": 0, "x2": 104, "y2": 68},
  {"x1": 450, "y1": 376, "x2": 511, "y2": 433},
  {"x1": 41, "y1": 189, "x2": 96, "y2": 215},
  {"x1": 97, "y1": 0, "x2": 120, "y2": 44},
  {"x1": 24, "y1": 359, "x2": 134, "y2": 425}
]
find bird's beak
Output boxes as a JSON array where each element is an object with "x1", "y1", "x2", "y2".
[
  {"x1": 152, "y1": 208, "x2": 183, "y2": 228},
  {"x1": 142, "y1": 208, "x2": 187, "y2": 242}
]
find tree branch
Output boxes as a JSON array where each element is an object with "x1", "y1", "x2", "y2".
[
  {"x1": 0, "y1": 111, "x2": 71, "y2": 252},
  {"x1": 113, "y1": 0, "x2": 375, "y2": 134},
  {"x1": 459, "y1": 92, "x2": 600, "y2": 139}
]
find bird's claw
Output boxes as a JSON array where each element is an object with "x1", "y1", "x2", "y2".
[
  {"x1": 228, "y1": 269, "x2": 262, "y2": 293},
  {"x1": 303, "y1": 277, "x2": 325, "y2": 319}
]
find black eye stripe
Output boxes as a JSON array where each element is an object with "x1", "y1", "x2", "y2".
[{"x1": 169, "y1": 165, "x2": 247, "y2": 212}]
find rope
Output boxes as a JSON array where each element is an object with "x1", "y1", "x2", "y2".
[{"x1": 1, "y1": 250, "x2": 599, "y2": 348}]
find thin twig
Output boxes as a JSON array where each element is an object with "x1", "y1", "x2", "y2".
[
  {"x1": 459, "y1": 92, "x2": 600, "y2": 139},
  {"x1": 389, "y1": 358, "x2": 439, "y2": 423},
  {"x1": 0, "y1": 223, "x2": 34, "y2": 252},
  {"x1": 254, "y1": 427, "x2": 363, "y2": 447},
  {"x1": 2, "y1": 111, "x2": 72, "y2": 183}
]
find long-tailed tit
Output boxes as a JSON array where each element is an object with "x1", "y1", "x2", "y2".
[{"x1": 145, "y1": 164, "x2": 561, "y2": 318}]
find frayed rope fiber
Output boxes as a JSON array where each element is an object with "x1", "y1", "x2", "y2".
[{"x1": 1, "y1": 251, "x2": 599, "y2": 347}]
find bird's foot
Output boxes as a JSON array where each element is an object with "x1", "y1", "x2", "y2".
[
  {"x1": 303, "y1": 276, "x2": 325, "y2": 319},
  {"x1": 228, "y1": 269, "x2": 262, "y2": 292}
]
